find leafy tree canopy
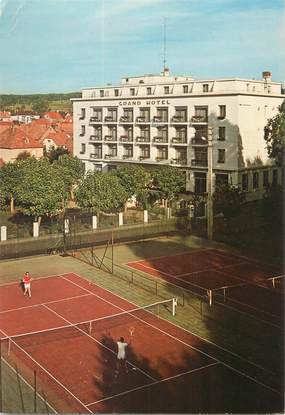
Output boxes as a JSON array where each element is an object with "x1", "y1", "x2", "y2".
[
  {"x1": 151, "y1": 166, "x2": 185, "y2": 204},
  {"x1": 32, "y1": 99, "x2": 49, "y2": 115},
  {"x1": 75, "y1": 171, "x2": 127, "y2": 214},
  {"x1": 44, "y1": 146, "x2": 69, "y2": 162},
  {"x1": 0, "y1": 161, "x2": 24, "y2": 212},
  {"x1": 264, "y1": 100, "x2": 285, "y2": 166},
  {"x1": 16, "y1": 158, "x2": 65, "y2": 220},
  {"x1": 115, "y1": 165, "x2": 149, "y2": 199},
  {"x1": 52, "y1": 154, "x2": 84, "y2": 200},
  {"x1": 213, "y1": 184, "x2": 245, "y2": 218}
]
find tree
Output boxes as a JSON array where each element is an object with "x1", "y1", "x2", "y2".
[
  {"x1": 264, "y1": 100, "x2": 285, "y2": 166},
  {"x1": 151, "y1": 166, "x2": 185, "y2": 208},
  {"x1": 75, "y1": 171, "x2": 127, "y2": 215},
  {"x1": 44, "y1": 146, "x2": 69, "y2": 161},
  {"x1": 213, "y1": 184, "x2": 245, "y2": 218},
  {"x1": 53, "y1": 154, "x2": 84, "y2": 201},
  {"x1": 32, "y1": 99, "x2": 49, "y2": 115},
  {"x1": 16, "y1": 158, "x2": 65, "y2": 223},
  {"x1": 115, "y1": 165, "x2": 149, "y2": 210},
  {"x1": 0, "y1": 162, "x2": 23, "y2": 212},
  {"x1": 16, "y1": 151, "x2": 32, "y2": 161}
]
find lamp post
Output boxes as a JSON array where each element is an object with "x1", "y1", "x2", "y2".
[{"x1": 207, "y1": 127, "x2": 213, "y2": 240}]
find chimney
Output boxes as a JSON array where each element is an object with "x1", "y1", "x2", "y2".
[
  {"x1": 163, "y1": 67, "x2": 170, "y2": 77},
  {"x1": 262, "y1": 71, "x2": 272, "y2": 82}
]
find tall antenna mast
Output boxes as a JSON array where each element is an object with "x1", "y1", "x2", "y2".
[{"x1": 163, "y1": 17, "x2": 167, "y2": 73}]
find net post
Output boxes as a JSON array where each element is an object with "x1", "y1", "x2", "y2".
[
  {"x1": 172, "y1": 298, "x2": 177, "y2": 316},
  {"x1": 8, "y1": 339, "x2": 11, "y2": 356},
  {"x1": 223, "y1": 288, "x2": 226, "y2": 302},
  {"x1": 272, "y1": 277, "x2": 275, "y2": 288},
  {"x1": 89, "y1": 321, "x2": 92, "y2": 334},
  {"x1": 34, "y1": 370, "x2": 37, "y2": 413}
]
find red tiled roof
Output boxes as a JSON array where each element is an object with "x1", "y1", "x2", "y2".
[
  {"x1": 33, "y1": 118, "x2": 53, "y2": 126},
  {"x1": 0, "y1": 111, "x2": 11, "y2": 118},
  {"x1": 44, "y1": 111, "x2": 64, "y2": 121},
  {"x1": 46, "y1": 131, "x2": 73, "y2": 153},
  {"x1": 0, "y1": 126, "x2": 43, "y2": 149}
]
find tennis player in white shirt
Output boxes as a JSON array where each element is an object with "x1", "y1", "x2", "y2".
[{"x1": 115, "y1": 337, "x2": 128, "y2": 376}]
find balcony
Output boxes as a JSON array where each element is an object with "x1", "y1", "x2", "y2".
[
  {"x1": 104, "y1": 116, "x2": 117, "y2": 123},
  {"x1": 139, "y1": 155, "x2": 150, "y2": 160},
  {"x1": 136, "y1": 136, "x2": 150, "y2": 143},
  {"x1": 191, "y1": 159, "x2": 208, "y2": 167},
  {"x1": 120, "y1": 135, "x2": 133, "y2": 142},
  {"x1": 123, "y1": 154, "x2": 133, "y2": 159},
  {"x1": 171, "y1": 158, "x2": 187, "y2": 165},
  {"x1": 152, "y1": 116, "x2": 168, "y2": 124},
  {"x1": 191, "y1": 137, "x2": 208, "y2": 146},
  {"x1": 120, "y1": 116, "x2": 133, "y2": 123},
  {"x1": 153, "y1": 136, "x2": 168, "y2": 144},
  {"x1": 90, "y1": 154, "x2": 102, "y2": 159},
  {"x1": 171, "y1": 137, "x2": 187, "y2": 145},
  {"x1": 90, "y1": 135, "x2": 102, "y2": 142},
  {"x1": 191, "y1": 116, "x2": 208, "y2": 124},
  {"x1": 90, "y1": 116, "x2": 102, "y2": 123},
  {"x1": 104, "y1": 135, "x2": 117, "y2": 142},
  {"x1": 136, "y1": 116, "x2": 150, "y2": 123},
  {"x1": 171, "y1": 116, "x2": 187, "y2": 123},
  {"x1": 156, "y1": 157, "x2": 168, "y2": 162},
  {"x1": 105, "y1": 154, "x2": 118, "y2": 159}
]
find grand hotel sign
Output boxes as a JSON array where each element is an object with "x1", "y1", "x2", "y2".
[{"x1": 118, "y1": 100, "x2": 171, "y2": 106}]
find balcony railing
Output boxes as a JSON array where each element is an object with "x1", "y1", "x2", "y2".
[
  {"x1": 171, "y1": 116, "x2": 187, "y2": 123},
  {"x1": 90, "y1": 154, "x2": 102, "y2": 159},
  {"x1": 90, "y1": 116, "x2": 102, "y2": 123},
  {"x1": 152, "y1": 116, "x2": 168, "y2": 123},
  {"x1": 191, "y1": 159, "x2": 208, "y2": 167},
  {"x1": 105, "y1": 154, "x2": 117, "y2": 159},
  {"x1": 136, "y1": 116, "x2": 150, "y2": 123},
  {"x1": 104, "y1": 135, "x2": 117, "y2": 141},
  {"x1": 90, "y1": 135, "x2": 102, "y2": 141},
  {"x1": 104, "y1": 116, "x2": 117, "y2": 122},
  {"x1": 120, "y1": 136, "x2": 133, "y2": 142},
  {"x1": 191, "y1": 137, "x2": 208, "y2": 146},
  {"x1": 171, "y1": 137, "x2": 187, "y2": 144},
  {"x1": 139, "y1": 155, "x2": 150, "y2": 160},
  {"x1": 153, "y1": 137, "x2": 168, "y2": 143},
  {"x1": 120, "y1": 116, "x2": 133, "y2": 123},
  {"x1": 171, "y1": 158, "x2": 187, "y2": 165},
  {"x1": 123, "y1": 154, "x2": 133, "y2": 159},
  {"x1": 191, "y1": 116, "x2": 208, "y2": 123},
  {"x1": 156, "y1": 157, "x2": 168, "y2": 162},
  {"x1": 136, "y1": 137, "x2": 150, "y2": 143}
]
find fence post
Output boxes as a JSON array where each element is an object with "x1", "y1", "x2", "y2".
[
  {"x1": 143, "y1": 210, "x2": 148, "y2": 223},
  {"x1": 64, "y1": 218, "x2": 70, "y2": 234},
  {"x1": 0, "y1": 226, "x2": 7, "y2": 241},
  {"x1": 33, "y1": 222, "x2": 39, "y2": 238},
  {"x1": 119, "y1": 212, "x2": 123, "y2": 226},
  {"x1": 92, "y1": 215, "x2": 97, "y2": 230}
]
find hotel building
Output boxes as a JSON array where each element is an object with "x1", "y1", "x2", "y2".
[{"x1": 72, "y1": 69, "x2": 284, "y2": 199}]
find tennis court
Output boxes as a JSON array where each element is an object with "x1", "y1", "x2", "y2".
[
  {"x1": 126, "y1": 248, "x2": 284, "y2": 326},
  {"x1": 0, "y1": 272, "x2": 283, "y2": 413}
]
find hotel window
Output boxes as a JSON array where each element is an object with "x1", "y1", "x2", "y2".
[
  {"x1": 218, "y1": 105, "x2": 226, "y2": 119},
  {"x1": 147, "y1": 87, "x2": 152, "y2": 95},
  {"x1": 93, "y1": 144, "x2": 102, "y2": 158},
  {"x1": 272, "y1": 169, "x2": 278, "y2": 186},
  {"x1": 92, "y1": 108, "x2": 102, "y2": 121},
  {"x1": 122, "y1": 108, "x2": 133, "y2": 122},
  {"x1": 130, "y1": 88, "x2": 135, "y2": 96},
  {"x1": 80, "y1": 143, "x2": 86, "y2": 154},
  {"x1": 174, "y1": 107, "x2": 187, "y2": 122},
  {"x1": 157, "y1": 107, "x2": 168, "y2": 122},
  {"x1": 140, "y1": 126, "x2": 150, "y2": 140},
  {"x1": 164, "y1": 86, "x2": 170, "y2": 94},
  {"x1": 80, "y1": 108, "x2": 85, "y2": 120},
  {"x1": 80, "y1": 125, "x2": 85, "y2": 136},
  {"x1": 218, "y1": 126, "x2": 226, "y2": 141},
  {"x1": 100, "y1": 90, "x2": 104, "y2": 97},
  {"x1": 194, "y1": 106, "x2": 208, "y2": 122},
  {"x1": 140, "y1": 145, "x2": 150, "y2": 159},
  {"x1": 176, "y1": 127, "x2": 187, "y2": 141},
  {"x1": 242, "y1": 174, "x2": 248, "y2": 191},
  {"x1": 183, "y1": 85, "x2": 189, "y2": 94},
  {"x1": 263, "y1": 171, "x2": 269, "y2": 187},
  {"x1": 218, "y1": 149, "x2": 225, "y2": 163},
  {"x1": 157, "y1": 147, "x2": 168, "y2": 160},
  {"x1": 107, "y1": 126, "x2": 117, "y2": 139},
  {"x1": 253, "y1": 172, "x2": 259, "y2": 189},
  {"x1": 203, "y1": 84, "x2": 209, "y2": 92},
  {"x1": 114, "y1": 89, "x2": 119, "y2": 97},
  {"x1": 108, "y1": 144, "x2": 117, "y2": 157},
  {"x1": 194, "y1": 173, "x2": 206, "y2": 194},
  {"x1": 123, "y1": 145, "x2": 133, "y2": 158},
  {"x1": 139, "y1": 108, "x2": 150, "y2": 122},
  {"x1": 106, "y1": 108, "x2": 117, "y2": 122}
]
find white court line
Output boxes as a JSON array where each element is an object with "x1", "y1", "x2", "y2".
[
  {"x1": 86, "y1": 362, "x2": 220, "y2": 406},
  {"x1": 1, "y1": 357, "x2": 57, "y2": 413},
  {"x1": 0, "y1": 293, "x2": 91, "y2": 315},
  {"x1": 42, "y1": 303, "x2": 157, "y2": 383},
  {"x1": 0, "y1": 272, "x2": 73, "y2": 287},
  {"x1": 62, "y1": 273, "x2": 282, "y2": 396},
  {"x1": 1, "y1": 326, "x2": 93, "y2": 414}
]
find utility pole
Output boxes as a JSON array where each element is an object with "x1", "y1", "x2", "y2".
[{"x1": 207, "y1": 127, "x2": 213, "y2": 240}]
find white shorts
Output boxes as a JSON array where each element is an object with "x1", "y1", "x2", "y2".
[
  {"x1": 24, "y1": 283, "x2": 31, "y2": 289},
  {"x1": 117, "y1": 352, "x2": 126, "y2": 360}
]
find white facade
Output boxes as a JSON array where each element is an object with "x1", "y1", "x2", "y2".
[{"x1": 72, "y1": 70, "x2": 284, "y2": 198}]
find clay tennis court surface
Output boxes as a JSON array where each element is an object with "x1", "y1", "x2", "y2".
[
  {"x1": 126, "y1": 248, "x2": 284, "y2": 326},
  {"x1": 0, "y1": 272, "x2": 282, "y2": 413}
]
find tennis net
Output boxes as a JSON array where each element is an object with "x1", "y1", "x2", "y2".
[{"x1": 1, "y1": 297, "x2": 177, "y2": 353}]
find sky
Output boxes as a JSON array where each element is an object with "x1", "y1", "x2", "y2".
[{"x1": 0, "y1": 0, "x2": 284, "y2": 94}]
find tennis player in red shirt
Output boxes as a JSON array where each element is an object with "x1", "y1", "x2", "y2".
[{"x1": 23, "y1": 272, "x2": 32, "y2": 298}]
